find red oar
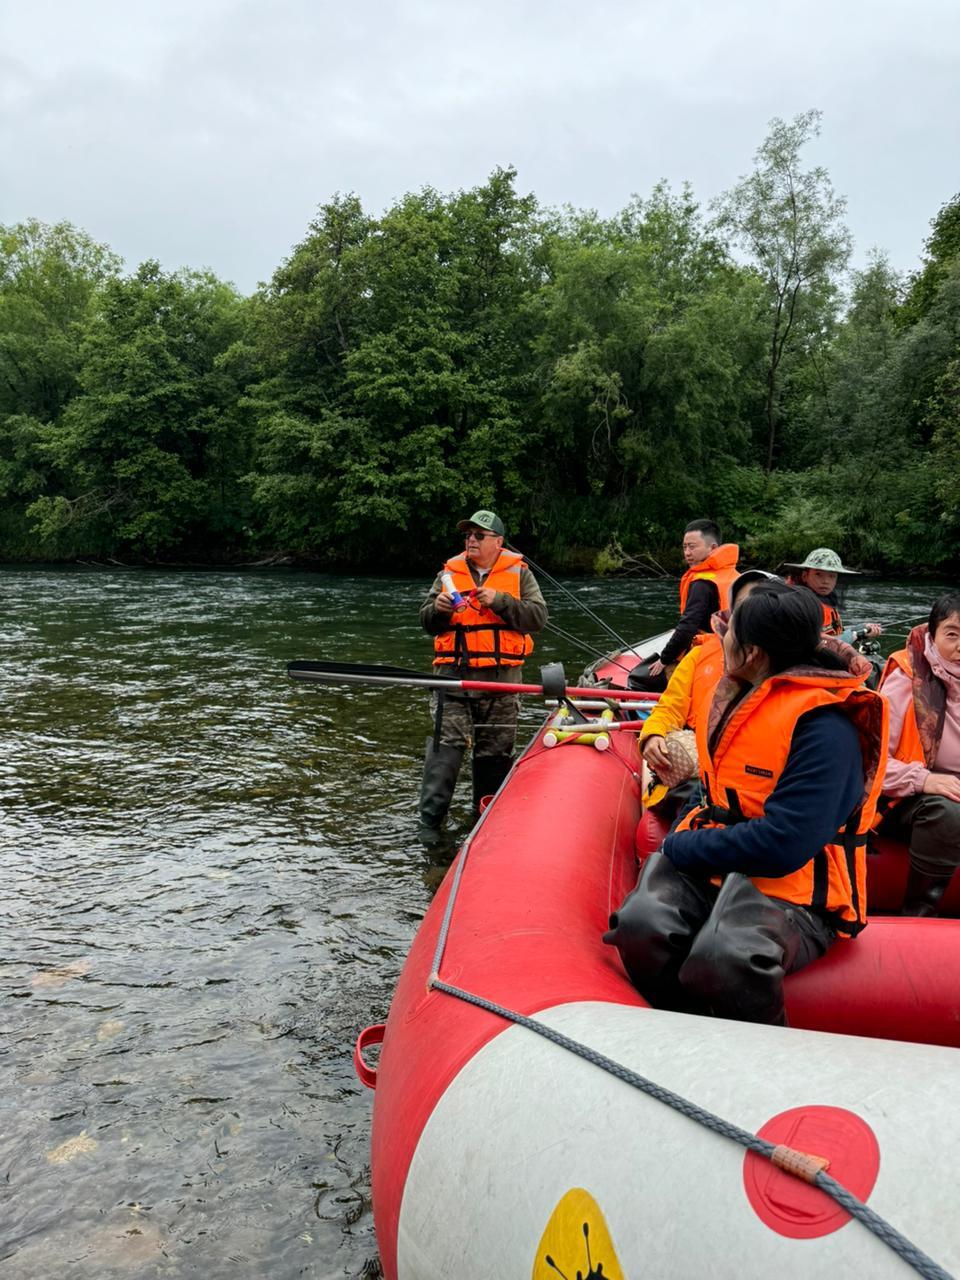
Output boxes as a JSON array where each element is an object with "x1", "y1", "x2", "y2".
[{"x1": 287, "y1": 660, "x2": 659, "y2": 702}]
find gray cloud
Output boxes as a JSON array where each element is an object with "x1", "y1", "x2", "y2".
[{"x1": 2, "y1": 0, "x2": 957, "y2": 292}]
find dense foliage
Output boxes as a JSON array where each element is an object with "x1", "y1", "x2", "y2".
[{"x1": 1, "y1": 113, "x2": 958, "y2": 573}]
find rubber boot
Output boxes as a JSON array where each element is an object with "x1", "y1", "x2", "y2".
[
  {"x1": 472, "y1": 754, "x2": 514, "y2": 818},
  {"x1": 677, "y1": 873, "x2": 833, "y2": 1026},
  {"x1": 417, "y1": 739, "x2": 464, "y2": 847},
  {"x1": 602, "y1": 850, "x2": 715, "y2": 1014},
  {"x1": 901, "y1": 867, "x2": 953, "y2": 917}
]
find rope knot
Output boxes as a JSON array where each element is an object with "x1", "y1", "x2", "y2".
[{"x1": 771, "y1": 1143, "x2": 831, "y2": 1183}]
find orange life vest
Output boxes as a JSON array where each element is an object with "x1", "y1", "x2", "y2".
[
  {"x1": 872, "y1": 649, "x2": 924, "y2": 827},
  {"x1": 641, "y1": 632, "x2": 723, "y2": 811},
  {"x1": 784, "y1": 580, "x2": 843, "y2": 636},
  {"x1": 678, "y1": 544, "x2": 740, "y2": 614},
  {"x1": 433, "y1": 551, "x2": 534, "y2": 669},
  {"x1": 675, "y1": 670, "x2": 887, "y2": 935},
  {"x1": 879, "y1": 649, "x2": 925, "y2": 767},
  {"x1": 688, "y1": 632, "x2": 724, "y2": 734},
  {"x1": 819, "y1": 599, "x2": 843, "y2": 636}
]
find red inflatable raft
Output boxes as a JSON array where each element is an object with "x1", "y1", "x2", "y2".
[{"x1": 358, "y1": 640, "x2": 960, "y2": 1279}]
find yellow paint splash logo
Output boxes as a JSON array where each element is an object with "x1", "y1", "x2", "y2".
[{"x1": 532, "y1": 1187, "x2": 624, "y2": 1280}]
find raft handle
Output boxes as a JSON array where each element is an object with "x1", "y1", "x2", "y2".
[{"x1": 354, "y1": 1023, "x2": 386, "y2": 1089}]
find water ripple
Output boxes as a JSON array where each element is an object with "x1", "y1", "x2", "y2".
[{"x1": 0, "y1": 564, "x2": 942, "y2": 1277}]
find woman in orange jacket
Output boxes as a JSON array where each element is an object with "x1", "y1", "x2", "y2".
[
  {"x1": 640, "y1": 572, "x2": 876, "y2": 813},
  {"x1": 604, "y1": 588, "x2": 886, "y2": 1026},
  {"x1": 639, "y1": 570, "x2": 785, "y2": 813}
]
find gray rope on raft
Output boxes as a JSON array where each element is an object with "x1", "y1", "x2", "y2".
[
  {"x1": 427, "y1": 978, "x2": 953, "y2": 1279},
  {"x1": 426, "y1": 710, "x2": 954, "y2": 1279}
]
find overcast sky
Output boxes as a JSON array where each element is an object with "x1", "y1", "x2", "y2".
[{"x1": 2, "y1": 0, "x2": 957, "y2": 294}]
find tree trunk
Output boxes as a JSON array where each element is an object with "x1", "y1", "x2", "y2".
[{"x1": 765, "y1": 337, "x2": 778, "y2": 471}]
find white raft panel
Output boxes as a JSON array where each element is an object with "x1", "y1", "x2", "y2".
[{"x1": 396, "y1": 1001, "x2": 960, "y2": 1279}]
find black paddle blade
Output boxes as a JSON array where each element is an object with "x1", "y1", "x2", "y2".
[{"x1": 287, "y1": 659, "x2": 460, "y2": 686}]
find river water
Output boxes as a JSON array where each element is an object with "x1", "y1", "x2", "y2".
[{"x1": 0, "y1": 566, "x2": 944, "y2": 1279}]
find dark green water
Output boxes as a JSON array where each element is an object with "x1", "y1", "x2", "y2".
[{"x1": 0, "y1": 567, "x2": 943, "y2": 1278}]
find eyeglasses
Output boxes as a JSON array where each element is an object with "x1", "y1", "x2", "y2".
[{"x1": 464, "y1": 531, "x2": 497, "y2": 542}]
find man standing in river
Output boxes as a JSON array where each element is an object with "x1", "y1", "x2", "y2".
[
  {"x1": 630, "y1": 519, "x2": 740, "y2": 692},
  {"x1": 417, "y1": 509, "x2": 548, "y2": 846}
]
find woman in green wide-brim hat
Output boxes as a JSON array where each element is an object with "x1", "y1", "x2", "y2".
[{"x1": 781, "y1": 548, "x2": 882, "y2": 642}]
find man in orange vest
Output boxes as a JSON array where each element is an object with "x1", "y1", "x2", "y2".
[
  {"x1": 417, "y1": 510, "x2": 547, "y2": 846},
  {"x1": 630, "y1": 519, "x2": 739, "y2": 692}
]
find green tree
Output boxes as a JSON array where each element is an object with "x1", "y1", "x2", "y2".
[
  {"x1": 530, "y1": 183, "x2": 766, "y2": 554},
  {"x1": 930, "y1": 354, "x2": 960, "y2": 533},
  {"x1": 247, "y1": 193, "x2": 372, "y2": 419},
  {"x1": 0, "y1": 220, "x2": 121, "y2": 553},
  {"x1": 0, "y1": 219, "x2": 120, "y2": 422},
  {"x1": 901, "y1": 193, "x2": 960, "y2": 326},
  {"x1": 787, "y1": 252, "x2": 902, "y2": 467},
  {"x1": 247, "y1": 170, "x2": 543, "y2": 560},
  {"x1": 884, "y1": 260, "x2": 960, "y2": 449},
  {"x1": 712, "y1": 110, "x2": 852, "y2": 471},
  {"x1": 30, "y1": 262, "x2": 247, "y2": 555}
]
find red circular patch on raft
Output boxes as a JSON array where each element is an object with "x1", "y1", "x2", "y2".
[{"x1": 743, "y1": 1105, "x2": 880, "y2": 1239}]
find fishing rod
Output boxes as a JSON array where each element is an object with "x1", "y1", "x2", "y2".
[
  {"x1": 544, "y1": 621, "x2": 638, "y2": 677},
  {"x1": 508, "y1": 545, "x2": 635, "y2": 655},
  {"x1": 845, "y1": 615, "x2": 927, "y2": 643},
  {"x1": 878, "y1": 614, "x2": 928, "y2": 630},
  {"x1": 287, "y1": 660, "x2": 661, "y2": 703}
]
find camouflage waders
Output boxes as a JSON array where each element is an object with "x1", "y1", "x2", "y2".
[{"x1": 417, "y1": 691, "x2": 518, "y2": 844}]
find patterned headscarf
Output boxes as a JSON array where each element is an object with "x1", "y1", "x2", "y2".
[{"x1": 906, "y1": 624, "x2": 948, "y2": 767}]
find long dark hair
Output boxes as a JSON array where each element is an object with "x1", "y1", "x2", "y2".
[{"x1": 730, "y1": 586, "x2": 846, "y2": 675}]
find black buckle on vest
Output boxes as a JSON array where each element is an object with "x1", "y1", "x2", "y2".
[{"x1": 691, "y1": 786, "x2": 747, "y2": 828}]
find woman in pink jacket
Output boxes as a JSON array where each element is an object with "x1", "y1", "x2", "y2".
[{"x1": 877, "y1": 591, "x2": 960, "y2": 915}]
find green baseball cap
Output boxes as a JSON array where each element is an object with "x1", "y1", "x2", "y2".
[{"x1": 457, "y1": 510, "x2": 505, "y2": 537}]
